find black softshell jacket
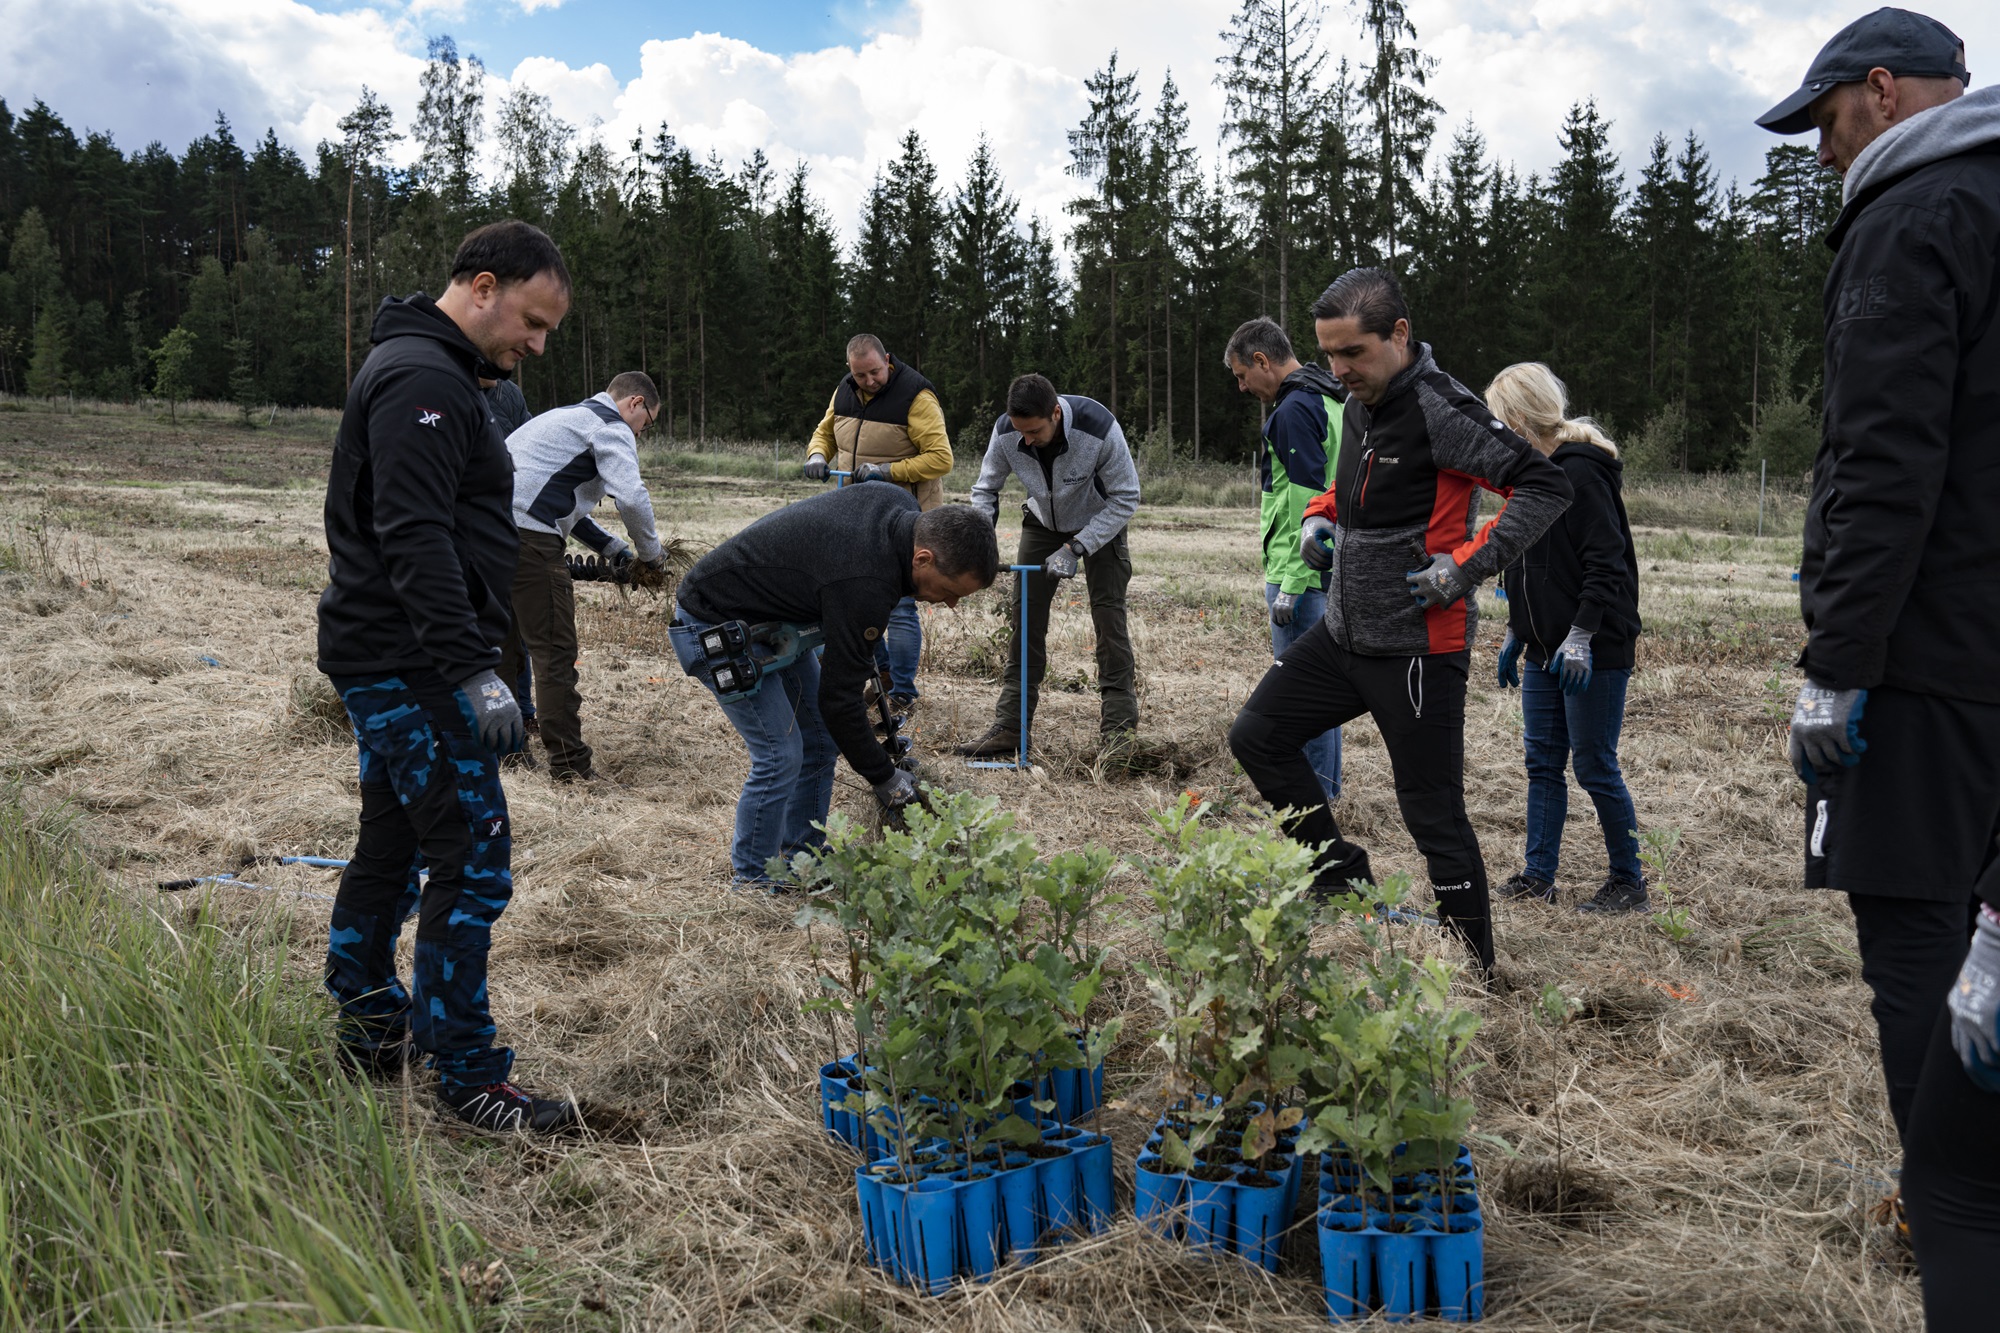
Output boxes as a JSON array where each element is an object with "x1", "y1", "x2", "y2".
[
  {"x1": 675, "y1": 485, "x2": 919, "y2": 786},
  {"x1": 1800, "y1": 102, "x2": 2000, "y2": 701},
  {"x1": 1501, "y1": 443, "x2": 1641, "y2": 671},
  {"x1": 316, "y1": 296, "x2": 519, "y2": 685}
]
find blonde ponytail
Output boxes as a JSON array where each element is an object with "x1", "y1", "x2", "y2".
[{"x1": 1485, "y1": 362, "x2": 1619, "y2": 458}]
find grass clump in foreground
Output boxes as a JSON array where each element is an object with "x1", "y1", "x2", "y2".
[{"x1": 0, "y1": 796, "x2": 480, "y2": 1331}]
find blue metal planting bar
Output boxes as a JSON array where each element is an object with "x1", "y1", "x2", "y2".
[
  {"x1": 968, "y1": 563, "x2": 1043, "y2": 771},
  {"x1": 828, "y1": 469, "x2": 852, "y2": 488}
]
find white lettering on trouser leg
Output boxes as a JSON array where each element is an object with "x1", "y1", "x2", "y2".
[{"x1": 1811, "y1": 799, "x2": 1829, "y2": 858}]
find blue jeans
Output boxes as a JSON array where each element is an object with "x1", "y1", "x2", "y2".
[
  {"x1": 1266, "y1": 583, "x2": 1342, "y2": 802},
  {"x1": 873, "y1": 596, "x2": 921, "y2": 700},
  {"x1": 1521, "y1": 660, "x2": 1641, "y2": 883},
  {"x1": 670, "y1": 617, "x2": 838, "y2": 883}
]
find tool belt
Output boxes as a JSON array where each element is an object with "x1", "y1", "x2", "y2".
[{"x1": 686, "y1": 620, "x2": 825, "y2": 701}]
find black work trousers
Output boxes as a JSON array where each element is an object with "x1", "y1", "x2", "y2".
[
  {"x1": 1847, "y1": 893, "x2": 1979, "y2": 1139},
  {"x1": 992, "y1": 514, "x2": 1137, "y2": 737},
  {"x1": 1903, "y1": 997, "x2": 2000, "y2": 1331},
  {"x1": 1229, "y1": 621, "x2": 1493, "y2": 971}
]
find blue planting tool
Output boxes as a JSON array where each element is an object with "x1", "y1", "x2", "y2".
[
  {"x1": 155, "y1": 873, "x2": 334, "y2": 902},
  {"x1": 968, "y1": 564, "x2": 1042, "y2": 771},
  {"x1": 828, "y1": 469, "x2": 852, "y2": 488}
]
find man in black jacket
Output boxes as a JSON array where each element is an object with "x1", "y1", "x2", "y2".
[
  {"x1": 1760, "y1": 9, "x2": 2000, "y2": 1323},
  {"x1": 1227, "y1": 269, "x2": 1573, "y2": 973},
  {"x1": 317, "y1": 220, "x2": 579, "y2": 1134},
  {"x1": 670, "y1": 487, "x2": 998, "y2": 886}
]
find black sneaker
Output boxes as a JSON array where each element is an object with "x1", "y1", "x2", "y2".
[
  {"x1": 337, "y1": 1036, "x2": 412, "y2": 1081},
  {"x1": 1496, "y1": 871, "x2": 1556, "y2": 904},
  {"x1": 439, "y1": 1081, "x2": 582, "y2": 1134},
  {"x1": 1576, "y1": 875, "x2": 1649, "y2": 915}
]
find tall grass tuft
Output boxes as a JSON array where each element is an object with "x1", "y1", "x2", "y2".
[{"x1": 0, "y1": 796, "x2": 479, "y2": 1331}]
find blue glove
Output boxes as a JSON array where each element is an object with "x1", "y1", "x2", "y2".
[
  {"x1": 1787, "y1": 681, "x2": 1868, "y2": 783},
  {"x1": 1300, "y1": 516, "x2": 1335, "y2": 572},
  {"x1": 1271, "y1": 592, "x2": 1297, "y2": 627},
  {"x1": 1553, "y1": 625, "x2": 1593, "y2": 696},
  {"x1": 1949, "y1": 908, "x2": 2000, "y2": 1093},
  {"x1": 853, "y1": 462, "x2": 894, "y2": 484},
  {"x1": 1406, "y1": 551, "x2": 1471, "y2": 610},
  {"x1": 803, "y1": 456, "x2": 829, "y2": 482},
  {"x1": 1496, "y1": 629, "x2": 1523, "y2": 689},
  {"x1": 1043, "y1": 542, "x2": 1081, "y2": 580}
]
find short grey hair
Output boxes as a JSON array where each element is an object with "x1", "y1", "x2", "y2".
[
  {"x1": 846, "y1": 333, "x2": 888, "y2": 363},
  {"x1": 1223, "y1": 316, "x2": 1294, "y2": 369}
]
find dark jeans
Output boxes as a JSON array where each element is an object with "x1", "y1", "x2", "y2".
[
  {"x1": 1266, "y1": 582, "x2": 1342, "y2": 802},
  {"x1": 324, "y1": 670, "x2": 514, "y2": 1089},
  {"x1": 1848, "y1": 893, "x2": 1979, "y2": 1139},
  {"x1": 873, "y1": 596, "x2": 921, "y2": 700},
  {"x1": 500, "y1": 529, "x2": 588, "y2": 776},
  {"x1": 1229, "y1": 622, "x2": 1494, "y2": 970},
  {"x1": 1520, "y1": 660, "x2": 1641, "y2": 883},
  {"x1": 1903, "y1": 999, "x2": 2000, "y2": 1332},
  {"x1": 993, "y1": 515, "x2": 1137, "y2": 736}
]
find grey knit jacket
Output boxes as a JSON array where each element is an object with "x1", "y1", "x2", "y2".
[{"x1": 969, "y1": 395, "x2": 1141, "y2": 554}]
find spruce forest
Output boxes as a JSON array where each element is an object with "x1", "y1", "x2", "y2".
[{"x1": 0, "y1": 0, "x2": 1840, "y2": 472}]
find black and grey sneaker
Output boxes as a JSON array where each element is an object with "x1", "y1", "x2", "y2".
[
  {"x1": 1496, "y1": 871, "x2": 1556, "y2": 904},
  {"x1": 336, "y1": 1035, "x2": 413, "y2": 1081},
  {"x1": 1575, "y1": 875, "x2": 1650, "y2": 915},
  {"x1": 439, "y1": 1081, "x2": 582, "y2": 1134}
]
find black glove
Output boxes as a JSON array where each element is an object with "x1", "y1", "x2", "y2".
[
  {"x1": 1300, "y1": 516, "x2": 1335, "y2": 572},
  {"x1": 457, "y1": 669, "x2": 526, "y2": 754},
  {"x1": 1496, "y1": 629, "x2": 1523, "y2": 689},
  {"x1": 1271, "y1": 591, "x2": 1297, "y2": 627},
  {"x1": 803, "y1": 456, "x2": 829, "y2": 482},
  {"x1": 873, "y1": 767, "x2": 921, "y2": 810},
  {"x1": 853, "y1": 462, "x2": 894, "y2": 484},
  {"x1": 608, "y1": 545, "x2": 635, "y2": 575},
  {"x1": 1043, "y1": 542, "x2": 1082, "y2": 580},
  {"x1": 1406, "y1": 551, "x2": 1471, "y2": 610},
  {"x1": 1788, "y1": 682, "x2": 1867, "y2": 783}
]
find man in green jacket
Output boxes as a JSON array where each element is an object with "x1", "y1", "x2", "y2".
[{"x1": 1228, "y1": 316, "x2": 1345, "y2": 800}]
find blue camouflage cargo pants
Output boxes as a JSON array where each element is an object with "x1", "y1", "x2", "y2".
[{"x1": 325, "y1": 670, "x2": 514, "y2": 1088}]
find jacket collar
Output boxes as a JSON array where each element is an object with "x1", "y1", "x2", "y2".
[{"x1": 1375, "y1": 342, "x2": 1436, "y2": 410}]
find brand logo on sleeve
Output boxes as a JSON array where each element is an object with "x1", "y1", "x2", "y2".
[{"x1": 416, "y1": 407, "x2": 442, "y2": 428}]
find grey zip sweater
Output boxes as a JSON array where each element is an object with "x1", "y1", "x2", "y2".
[{"x1": 969, "y1": 395, "x2": 1141, "y2": 552}]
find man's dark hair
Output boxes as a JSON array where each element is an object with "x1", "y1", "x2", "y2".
[
  {"x1": 1005, "y1": 373, "x2": 1060, "y2": 420},
  {"x1": 450, "y1": 220, "x2": 572, "y2": 292},
  {"x1": 605, "y1": 370, "x2": 660, "y2": 411},
  {"x1": 846, "y1": 333, "x2": 888, "y2": 362},
  {"x1": 1309, "y1": 267, "x2": 1409, "y2": 340},
  {"x1": 1223, "y1": 316, "x2": 1295, "y2": 368},
  {"x1": 914, "y1": 505, "x2": 1000, "y2": 585}
]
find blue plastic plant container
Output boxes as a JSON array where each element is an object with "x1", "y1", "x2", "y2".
[
  {"x1": 1134, "y1": 1152, "x2": 1184, "y2": 1237},
  {"x1": 854, "y1": 1165, "x2": 890, "y2": 1272},
  {"x1": 995, "y1": 1154, "x2": 1040, "y2": 1265},
  {"x1": 1185, "y1": 1170, "x2": 1235, "y2": 1252},
  {"x1": 1430, "y1": 1209, "x2": 1485, "y2": 1322},
  {"x1": 1230, "y1": 1169, "x2": 1289, "y2": 1272},
  {"x1": 1067, "y1": 1132, "x2": 1115, "y2": 1232},
  {"x1": 1318, "y1": 1207, "x2": 1374, "y2": 1320},
  {"x1": 892, "y1": 1177, "x2": 959, "y2": 1296},
  {"x1": 821, "y1": 1059, "x2": 859, "y2": 1147},
  {"x1": 949, "y1": 1168, "x2": 1002, "y2": 1281},
  {"x1": 1376, "y1": 1214, "x2": 1436, "y2": 1322},
  {"x1": 1035, "y1": 1142, "x2": 1082, "y2": 1237},
  {"x1": 1049, "y1": 1067, "x2": 1081, "y2": 1125}
]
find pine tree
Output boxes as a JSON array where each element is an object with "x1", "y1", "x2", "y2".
[
  {"x1": 1136, "y1": 72, "x2": 1199, "y2": 439},
  {"x1": 1538, "y1": 101, "x2": 1628, "y2": 421},
  {"x1": 414, "y1": 36, "x2": 486, "y2": 215},
  {"x1": 1217, "y1": 0, "x2": 1328, "y2": 332},
  {"x1": 1355, "y1": 0, "x2": 1441, "y2": 264},
  {"x1": 149, "y1": 325, "x2": 195, "y2": 422},
  {"x1": 336, "y1": 87, "x2": 397, "y2": 389},
  {"x1": 1066, "y1": 51, "x2": 1143, "y2": 413},
  {"x1": 883, "y1": 131, "x2": 944, "y2": 370},
  {"x1": 939, "y1": 135, "x2": 1026, "y2": 431}
]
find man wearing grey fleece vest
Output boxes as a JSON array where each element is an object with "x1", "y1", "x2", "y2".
[{"x1": 501, "y1": 370, "x2": 665, "y2": 781}]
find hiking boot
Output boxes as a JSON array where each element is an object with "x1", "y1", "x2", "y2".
[
  {"x1": 439, "y1": 1081, "x2": 581, "y2": 1134},
  {"x1": 337, "y1": 1035, "x2": 412, "y2": 1081},
  {"x1": 1496, "y1": 871, "x2": 1556, "y2": 904},
  {"x1": 955, "y1": 725, "x2": 1021, "y2": 758},
  {"x1": 1575, "y1": 874, "x2": 1650, "y2": 915},
  {"x1": 554, "y1": 766, "x2": 620, "y2": 788},
  {"x1": 500, "y1": 748, "x2": 539, "y2": 771},
  {"x1": 888, "y1": 694, "x2": 917, "y2": 714}
]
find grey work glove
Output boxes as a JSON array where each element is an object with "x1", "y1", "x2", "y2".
[
  {"x1": 607, "y1": 545, "x2": 635, "y2": 576},
  {"x1": 458, "y1": 669, "x2": 526, "y2": 755},
  {"x1": 1787, "y1": 681, "x2": 1868, "y2": 783},
  {"x1": 873, "y1": 766, "x2": 921, "y2": 811},
  {"x1": 1271, "y1": 591, "x2": 1297, "y2": 627},
  {"x1": 1043, "y1": 542, "x2": 1082, "y2": 580},
  {"x1": 1553, "y1": 625, "x2": 1594, "y2": 696},
  {"x1": 1949, "y1": 908, "x2": 2000, "y2": 1093},
  {"x1": 638, "y1": 551, "x2": 670, "y2": 574},
  {"x1": 1406, "y1": 551, "x2": 1472, "y2": 610},
  {"x1": 803, "y1": 456, "x2": 830, "y2": 482},
  {"x1": 1496, "y1": 629, "x2": 1524, "y2": 689},
  {"x1": 1300, "y1": 516, "x2": 1336, "y2": 572},
  {"x1": 853, "y1": 461, "x2": 895, "y2": 484}
]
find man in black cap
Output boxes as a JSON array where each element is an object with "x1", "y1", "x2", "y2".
[{"x1": 1761, "y1": 11, "x2": 2000, "y2": 1325}]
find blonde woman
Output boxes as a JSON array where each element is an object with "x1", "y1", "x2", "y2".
[{"x1": 1485, "y1": 363, "x2": 1645, "y2": 913}]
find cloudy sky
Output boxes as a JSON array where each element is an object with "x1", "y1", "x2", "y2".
[{"x1": 3, "y1": 0, "x2": 1994, "y2": 244}]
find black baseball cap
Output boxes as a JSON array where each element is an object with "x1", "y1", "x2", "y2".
[{"x1": 1757, "y1": 7, "x2": 1968, "y2": 134}]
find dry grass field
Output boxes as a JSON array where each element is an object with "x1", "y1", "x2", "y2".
[{"x1": 0, "y1": 400, "x2": 1913, "y2": 1331}]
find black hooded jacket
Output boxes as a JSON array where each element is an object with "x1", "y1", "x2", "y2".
[
  {"x1": 1500, "y1": 441, "x2": 1641, "y2": 671},
  {"x1": 316, "y1": 295, "x2": 519, "y2": 684}
]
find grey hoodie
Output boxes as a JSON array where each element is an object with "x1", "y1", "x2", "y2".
[{"x1": 1845, "y1": 83, "x2": 2000, "y2": 202}]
